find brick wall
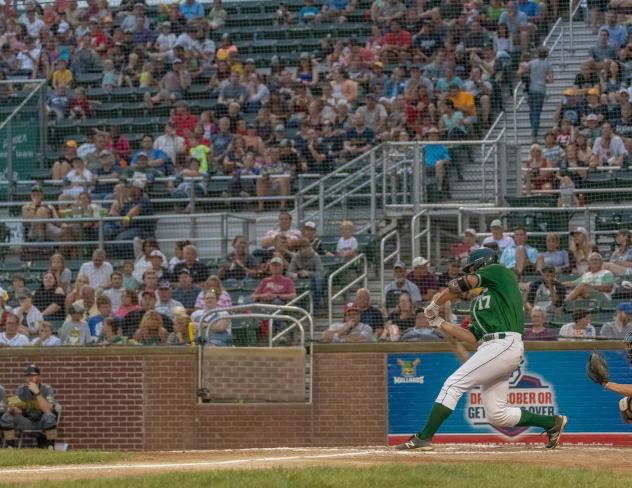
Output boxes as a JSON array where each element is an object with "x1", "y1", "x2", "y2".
[{"x1": 0, "y1": 347, "x2": 387, "y2": 450}]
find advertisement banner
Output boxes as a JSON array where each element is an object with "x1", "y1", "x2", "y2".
[{"x1": 388, "y1": 350, "x2": 632, "y2": 445}]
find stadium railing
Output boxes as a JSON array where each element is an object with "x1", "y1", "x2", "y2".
[{"x1": 327, "y1": 252, "x2": 367, "y2": 325}]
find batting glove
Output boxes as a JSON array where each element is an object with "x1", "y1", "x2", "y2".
[
  {"x1": 424, "y1": 301, "x2": 440, "y2": 320},
  {"x1": 428, "y1": 317, "x2": 445, "y2": 329}
]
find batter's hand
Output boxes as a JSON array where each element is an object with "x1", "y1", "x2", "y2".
[
  {"x1": 424, "y1": 301, "x2": 440, "y2": 320},
  {"x1": 428, "y1": 317, "x2": 445, "y2": 329}
]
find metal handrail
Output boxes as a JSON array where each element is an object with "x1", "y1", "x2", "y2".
[
  {"x1": 410, "y1": 209, "x2": 431, "y2": 263},
  {"x1": 327, "y1": 253, "x2": 368, "y2": 325},
  {"x1": 379, "y1": 230, "x2": 400, "y2": 304},
  {"x1": 269, "y1": 290, "x2": 314, "y2": 342},
  {"x1": 568, "y1": 0, "x2": 584, "y2": 54},
  {"x1": 513, "y1": 18, "x2": 564, "y2": 148},
  {"x1": 202, "y1": 303, "x2": 312, "y2": 347}
]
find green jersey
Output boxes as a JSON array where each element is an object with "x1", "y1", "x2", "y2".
[{"x1": 468, "y1": 264, "x2": 524, "y2": 340}]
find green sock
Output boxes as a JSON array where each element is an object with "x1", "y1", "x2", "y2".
[
  {"x1": 416, "y1": 403, "x2": 453, "y2": 440},
  {"x1": 516, "y1": 409, "x2": 556, "y2": 430}
]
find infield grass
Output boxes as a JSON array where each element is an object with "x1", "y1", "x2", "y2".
[
  {"x1": 2, "y1": 463, "x2": 627, "y2": 488},
  {"x1": 0, "y1": 449, "x2": 131, "y2": 467}
]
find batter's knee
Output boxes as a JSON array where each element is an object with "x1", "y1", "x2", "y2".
[
  {"x1": 436, "y1": 381, "x2": 468, "y2": 410},
  {"x1": 486, "y1": 408, "x2": 515, "y2": 427}
]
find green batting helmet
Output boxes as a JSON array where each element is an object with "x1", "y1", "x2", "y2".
[{"x1": 462, "y1": 247, "x2": 497, "y2": 273}]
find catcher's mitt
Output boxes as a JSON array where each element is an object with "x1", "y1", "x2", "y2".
[{"x1": 586, "y1": 352, "x2": 609, "y2": 385}]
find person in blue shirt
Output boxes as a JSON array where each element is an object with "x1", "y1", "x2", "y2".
[
  {"x1": 500, "y1": 225, "x2": 538, "y2": 276},
  {"x1": 423, "y1": 128, "x2": 450, "y2": 192},
  {"x1": 299, "y1": 0, "x2": 320, "y2": 24},
  {"x1": 180, "y1": 0, "x2": 205, "y2": 22},
  {"x1": 131, "y1": 135, "x2": 171, "y2": 174},
  {"x1": 600, "y1": 11, "x2": 628, "y2": 48},
  {"x1": 517, "y1": 0, "x2": 541, "y2": 21}
]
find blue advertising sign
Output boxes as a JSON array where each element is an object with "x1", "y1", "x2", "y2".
[{"x1": 388, "y1": 350, "x2": 632, "y2": 445}]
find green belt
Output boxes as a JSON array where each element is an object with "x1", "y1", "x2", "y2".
[{"x1": 481, "y1": 332, "x2": 506, "y2": 342}]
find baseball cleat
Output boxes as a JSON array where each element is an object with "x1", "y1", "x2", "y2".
[
  {"x1": 394, "y1": 435, "x2": 433, "y2": 451},
  {"x1": 545, "y1": 415, "x2": 568, "y2": 449}
]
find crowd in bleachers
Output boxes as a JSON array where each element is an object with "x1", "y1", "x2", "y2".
[
  {"x1": 523, "y1": 9, "x2": 632, "y2": 201},
  {"x1": 0, "y1": 0, "x2": 562, "y2": 209}
]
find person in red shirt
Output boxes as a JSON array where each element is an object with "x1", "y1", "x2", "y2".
[
  {"x1": 251, "y1": 257, "x2": 297, "y2": 304},
  {"x1": 88, "y1": 19, "x2": 109, "y2": 55},
  {"x1": 406, "y1": 256, "x2": 439, "y2": 301},
  {"x1": 171, "y1": 101, "x2": 199, "y2": 139},
  {"x1": 383, "y1": 20, "x2": 412, "y2": 64}
]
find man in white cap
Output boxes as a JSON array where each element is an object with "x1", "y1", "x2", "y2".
[
  {"x1": 407, "y1": 257, "x2": 439, "y2": 301},
  {"x1": 302, "y1": 221, "x2": 327, "y2": 255},
  {"x1": 384, "y1": 261, "x2": 422, "y2": 304},
  {"x1": 482, "y1": 219, "x2": 515, "y2": 253},
  {"x1": 450, "y1": 228, "x2": 480, "y2": 265}
]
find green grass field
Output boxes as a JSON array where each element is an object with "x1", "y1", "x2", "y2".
[
  {"x1": 0, "y1": 449, "x2": 131, "y2": 467},
  {"x1": 0, "y1": 463, "x2": 626, "y2": 488}
]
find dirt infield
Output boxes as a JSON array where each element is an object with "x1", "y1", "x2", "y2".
[{"x1": 0, "y1": 445, "x2": 630, "y2": 484}]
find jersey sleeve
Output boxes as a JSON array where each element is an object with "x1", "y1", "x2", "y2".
[{"x1": 475, "y1": 264, "x2": 506, "y2": 289}]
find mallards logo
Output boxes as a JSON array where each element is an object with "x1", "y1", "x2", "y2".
[{"x1": 394, "y1": 358, "x2": 424, "y2": 384}]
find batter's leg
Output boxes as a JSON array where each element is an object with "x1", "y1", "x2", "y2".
[{"x1": 481, "y1": 375, "x2": 524, "y2": 428}]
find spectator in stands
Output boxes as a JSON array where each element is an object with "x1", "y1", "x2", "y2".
[
  {"x1": 302, "y1": 221, "x2": 327, "y2": 256},
  {"x1": 288, "y1": 238, "x2": 325, "y2": 312},
  {"x1": 582, "y1": 88, "x2": 608, "y2": 125},
  {"x1": 256, "y1": 147, "x2": 291, "y2": 211},
  {"x1": 180, "y1": 0, "x2": 204, "y2": 22},
  {"x1": 172, "y1": 269, "x2": 202, "y2": 313},
  {"x1": 219, "y1": 235, "x2": 258, "y2": 280},
  {"x1": 517, "y1": 47, "x2": 553, "y2": 143},
  {"x1": 79, "y1": 248, "x2": 113, "y2": 291},
  {"x1": 336, "y1": 220, "x2": 359, "y2": 259},
  {"x1": 104, "y1": 180, "x2": 154, "y2": 256},
  {"x1": 525, "y1": 264, "x2": 566, "y2": 314},
  {"x1": 144, "y1": 58, "x2": 191, "y2": 108},
  {"x1": 566, "y1": 252, "x2": 615, "y2": 301},
  {"x1": 482, "y1": 219, "x2": 515, "y2": 253},
  {"x1": 559, "y1": 308, "x2": 596, "y2": 340},
  {"x1": 261, "y1": 211, "x2": 302, "y2": 249},
  {"x1": 500, "y1": 225, "x2": 538, "y2": 275},
  {"x1": 21, "y1": 185, "x2": 66, "y2": 243},
  {"x1": 600, "y1": 302, "x2": 632, "y2": 339},
  {"x1": 102, "y1": 272, "x2": 124, "y2": 312},
  {"x1": 450, "y1": 228, "x2": 480, "y2": 265},
  {"x1": 0, "y1": 313, "x2": 29, "y2": 347},
  {"x1": 172, "y1": 245, "x2": 209, "y2": 284},
  {"x1": 87, "y1": 295, "x2": 113, "y2": 339},
  {"x1": 13, "y1": 288, "x2": 43, "y2": 336},
  {"x1": 260, "y1": 234, "x2": 293, "y2": 274},
  {"x1": 380, "y1": 292, "x2": 417, "y2": 341},
  {"x1": 251, "y1": 257, "x2": 296, "y2": 304},
  {"x1": 166, "y1": 307, "x2": 195, "y2": 346},
  {"x1": 422, "y1": 127, "x2": 450, "y2": 193},
  {"x1": 406, "y1": 256, "x2": 439, "y2": 301},
  {"x1": 589, "y1": 29, "x2": 617, "y2": 70},
  {"x1": 322, "y1": 302, "x2": 373, "y2": 343},
  {"x1": 140, "y1": 269, "x2": 159, "y2": 297},
  {"x1": 195, "y1": 276, "x2": 232, "y2": 310},
  {"x1": 31, "y1": 321, "x2": 63, "y2": 347},
  {"x1": 355, "y1": 287, "x2": 385, "y2": 337},
  {"x1": 133, "y1": 310, "x2": 168, "y2": 345},
  {"x1": 60, "y1": 302, "x2": 92, "y2": 345},
  {"x1": 48, "y1": 254, "x2": 72, "y2": 293},
  {"x1": 536, "y1": 232, "x2": 570, "y2": 273},
  {"x1": 385, "y1": 261, "x2": 422, "y2": 303},
  {"x1": 190, "y1": 290, "x2": 230, "y2": 345},
  {"x1": 155, "y1": 280, "x2": 184, "y2": 320},
  {"x1": 524, "y1": 306, "x2": 556, "y2": 341},
  {"x1": 592, "y1": 121, "x2": 627, "y2": 166},
  {"x1": 569, "y1": 226, "x2": 594, "y2": 274},
  {"x1": 437, "y1": 257, "x2": 462, "y2": 289},
  {"x1": 114, "y1": 288, "x2": 142, "y2": 320},
  {"x1": 318, "y1": 0, "x2": 356, "y2": 23},
  {"x1": 383, "y1": 20, "x2": 412, "y2": 64},
  {"x1": 207, "y1": 0, "x2": 227, "y2": 30},
  {"x1": 132, "y1": 238, "x2": 166, "y2": 282},
  {"x1": 525, "y1": 144, "x2": 554, "y2": 192},
  {"x1": 299, "y1": 0, "x2": 320, "y2": 24},
  {"x1": 610, "y1": 229, "x2": 632, "y2": 266},
  {"x1": 33, "y1": 272, "x2": 66, "y2": 323},
  {"x1": 498, "y1": 1, "x2": 532, "y2": 54},
  {"x1": 153, "y1": 123, "x2": 185, "y2": 168}
]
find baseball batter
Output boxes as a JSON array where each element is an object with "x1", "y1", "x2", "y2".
[{"x1": 396, "y1": 248, "x2": 567, "y2": 450}]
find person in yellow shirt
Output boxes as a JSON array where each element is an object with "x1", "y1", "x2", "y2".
[
  {"x1": 448, "y1": 81, "x2": 477, "y2": 125},
  {"x1": 51, "y1": 59, "x2": 73, "y2": 90},
  {"x1": 188, "y1": 134, "x2": 212, "y2": 175}
]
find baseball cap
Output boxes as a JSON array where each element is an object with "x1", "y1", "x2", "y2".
[
  {"x1": 449, "y1": 80, "x2": 461, "y2": 89},
  {"x1": 490, "y1": 219, "x2": 503, "y2": 229},
  {"x1": 541, "y1": 264, "x2": 556, "y2": 273},
  {"x1": 245, "y1": 58, "x2": 255, "y2": 64},
  {"x1": 619, "y1": 88, "x2": 630, "y2": 96},
  {"x1": 587, "y1": 87, "x2": 600, "y2": 96},
  {"x1": 300, "y1": 52, "x2": 310, "y2": 60},
  {"x1": 141, "y1": 289, "x2": 156, "y2": 298},
  {"x1": 570, "y1": 226, "x2": 588, "y2": 237},
  {"x1": 275, "y1": 124, "x2": 285, "y2": 132},
  {"x1": 25, "y1": 364, "x2": 41, "y2": 376},
  {"x1": 158, "y1": 280, "x2": 171, "y2": 289},
  {"x1": 412, "y1": 256, "x2": 429, "y2": 267},
  {"x1": 270, "y1": 256, "x2": 284, "y2": 265},
  {"x1": 393, "y1": 260, "x2": 406, "y2": 270},
  {"x1": 131, "y1": 179, "x2": 145, "y2": 190},
  {"x1": 161, "y1": 21, "x2": 171, "y2": 27},
  {"x1": 178, "y1": 268, "x2": 191, "y2": 276},
  {"x1": 279, "y1": 138, "x2": 290, "y2": 147},
  {"x1": 304, "y1": 221, "x2": 317, "y2": 229},
  {"x1": 464, "y1": 228, "x2": 477, "y2": 236},
  {"x1": 563, "y1": 87, "x2": 577, "y2": 96},
  {"x1": 31, "y1": 184, "x2": 43, "y2": 193},
  {"x1": 173, "y1": 58, "x2": 183, "y2": 64},
  {"x1": 617, "y1": 302, "x2": 632, "y2": 314},
  {"x1": 149, "y1": 250, "x2": 163, "y2": 258},
  {"x1": 57, "y1": 21, "x2": 70, "y2": 33},
  {"x1": 343, "y1": 302, "x2": 359, "y2": 314},
  {"x1": 586, "y1": 113, "x2": 599, "y2": 122},
  {"x1": 572, "y1": 309, "x2": 591, "y2": 322},
  {"x1": 16, "y1": 288, "x2": 32, "y2": 299},
  {"x1": 136, "y1": 151, "x2": 148, "y2": 158},
  {"x1": 374, "y1": 61, "x2": 384, "y2": 69},
  {"x1": 270, "y1": 55, "x2": 280, "y2": 65},
  {"x1": 426, "y1": 127, "x2": 439, "y2": 134},
  {"x1": 65, "y1": 140, "x2": 77, "y2": 148}
]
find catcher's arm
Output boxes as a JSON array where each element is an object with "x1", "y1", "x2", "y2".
[{"x1": 604, "y1": 382, "x2": 632, "y2": 397}]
